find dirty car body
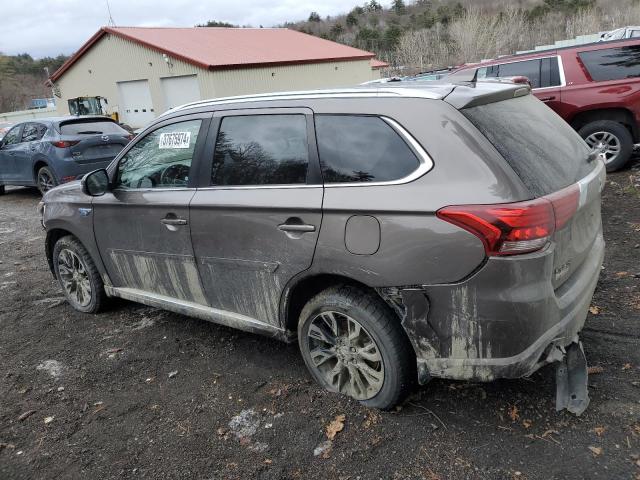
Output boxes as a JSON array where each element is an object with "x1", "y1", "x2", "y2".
[{"x1": 41, "y1": 82, "x2": 605, "y2": 412}]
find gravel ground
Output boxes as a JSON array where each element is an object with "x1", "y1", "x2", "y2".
[{"x1": 0, "y1": 162, "x2": 639, "y2": 480}]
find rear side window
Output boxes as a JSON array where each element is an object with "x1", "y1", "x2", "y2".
[
  {"x1": 462, "y1": 95, "x2": 592, "y2": 196},
  {"x1": 578, "y1": 45, "x2": 640, "y2": 81},
  {"x1": 21, "y1": 123, "x2": 47, "y2": 142},
  {"x1": 315, "y1": 115, "x2": 419, "y2": 183},
  {"x1": 60, "y1": 120, "x2": 127, "y2": 135},
  {"x1": 211, "y1": 114, "x2": 308, "y2": 186},
  {"x1": 477, "y1": 57, "x2": 561, "y2": 89}
]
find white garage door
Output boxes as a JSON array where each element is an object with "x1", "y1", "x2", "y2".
[
  {"x1": 161, "y1": 75, "x2": 201, "y2": 111},
  {"x1": 117, "y1": 79, "x2": 155, "y2": 129}
]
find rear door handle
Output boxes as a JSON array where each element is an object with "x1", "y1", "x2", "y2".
[
  {"x1": 278, "y1": 223, "x2": 316, "y2": 232},
  {"x1": 161, "y1": 218, "x2": 188, "y2": 226},
  {"x1": 540, "y1": 96, "x2": 556, "y2": 102}
]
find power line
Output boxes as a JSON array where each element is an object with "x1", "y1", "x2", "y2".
[{"x1": 106, "y1": 0, "x2": 116, "y2": 27}]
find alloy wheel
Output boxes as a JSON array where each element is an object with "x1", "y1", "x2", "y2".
[
  {"x1": 307, "y1": 311, "x2": 384, "y2": 400},
  {"x1": 57, "y1": 248, "x2": 92, "y2": 307},
  {"x1": 584, "y1": 131, "x2": 621, "y2": 165},
  {"x1": 38, "y1": 170, "x2": 55, "y2": 193}
]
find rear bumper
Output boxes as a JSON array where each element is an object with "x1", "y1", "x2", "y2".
[
  {"x1": 389, "y1": 230, "x2": 604, "y2": 383},
  {"x1": 55, "y1": 158, "x2": 114, "y2": 182}
]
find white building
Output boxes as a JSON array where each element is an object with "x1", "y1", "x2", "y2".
[{"x1": 49, "y1": 27, "x2": 387, "y2": 128}]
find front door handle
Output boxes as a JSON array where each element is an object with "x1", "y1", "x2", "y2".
[{"x1": 278, "y1": 223, "x2": 316, "y2": 233}]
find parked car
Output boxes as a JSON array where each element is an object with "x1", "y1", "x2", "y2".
[
  {"x1": 448, "y1": 37, "x2": 640, "y2": 171},
  {"x1": 600, "y1": 26, "x2": 640, "y2": 41},
  {"x1": 0, "y1": 122, "x2": 13, "y2": 141},
  {"x1": 0, "y1": 116, "x2": 131, "y2": 195},
  {"x1": 41, "y1": 83, "x2": 605, "y2": 413}
]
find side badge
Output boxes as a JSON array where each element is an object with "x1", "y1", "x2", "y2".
[{"x1": 78, "y1": 208, "x2": 92, "y2": 217}]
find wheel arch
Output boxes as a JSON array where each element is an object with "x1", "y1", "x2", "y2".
[
  {"x1": 280, "y1": 272, "x2": 402, "y2": 334},
  {"x1": 569, "y1": 108, "x2": 638, "y2": 141}
]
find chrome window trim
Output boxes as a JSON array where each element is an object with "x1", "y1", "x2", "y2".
[
  {"x1": 324, "y1": 116, "x2": 433, "y2": 188},
  {"x1": 197, "y1": 115, "x2": 434, "y2": 191}
]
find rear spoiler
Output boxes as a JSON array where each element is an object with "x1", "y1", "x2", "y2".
[{"x1": 443, "y1": 81, "x2": 531, "y2": 109}]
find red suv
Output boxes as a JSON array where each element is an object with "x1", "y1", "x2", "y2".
[{"x1": 450, "y1": 38, "x2": 640, "y2": 171}]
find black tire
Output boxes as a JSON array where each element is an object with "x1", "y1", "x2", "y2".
[
  {"x1": 52, "y1": 235, "x2": 106, "y2": 313},
  {"x1": 0, "y1": 185, "x2": 5, "y2": 196},
  {"x1": 579, "y1": 120, "x2": 633, "y2": 172},
  {"x1": 298, "y1": 285, "x2": 415, "y2": 410},
  {"x1": 36, "y1": 166, "x2": 57, "y2": 195}
]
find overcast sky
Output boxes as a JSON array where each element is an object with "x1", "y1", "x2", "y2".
[{"x1": 0, "y1": 0, "x2": 392, "y2": 58}]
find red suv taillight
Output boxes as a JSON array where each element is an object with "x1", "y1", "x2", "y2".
[
  {"x1": 50, "y1": 140, "x2": 80, "y2": 148},
  {"x1": 436, "y1": 184, "x2": 579, "y2": 256}
]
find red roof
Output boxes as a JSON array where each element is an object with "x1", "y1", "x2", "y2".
[
  {"x1": 50, "y1": 27, "x2": 378, "y2": 82},
  {"x1": 370, "y1": 59, "x2": 389, "y2": 69}
]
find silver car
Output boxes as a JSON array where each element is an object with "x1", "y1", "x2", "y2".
[{"x1": 40, "y1": 82, "x2": 605, "y2": 413}]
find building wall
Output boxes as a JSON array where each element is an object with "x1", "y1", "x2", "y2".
[
  {"x1": 0, "y1": 107, "x2": 58, "y2": 123},
  {"x1": 54, "y1": 33, "x2": 380, "y2": 126}
]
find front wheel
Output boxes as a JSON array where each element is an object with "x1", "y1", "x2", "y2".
[
  {"x1": 298, "y1": 285, "x2": 415, "y2": 410},
  {"x1": 36, "y1": 166, "x2": 57, "y2": 195},
  {"x1": 579, "y1": 120, "x2": 633, "y2": 172},
  {"x1": 52, "y1": 235, "x2": 106, "y2": 313}
]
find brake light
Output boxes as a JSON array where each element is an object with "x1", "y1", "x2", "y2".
[
  {"x1": 547, "y1": 184, "x2": 579, "y2": 230},
  {"x1": 50, "y1": 140, "x2": 80, "y2": 148},
  {"x1": 436, "y1": 184, "x2": 580, "y2": 256}
]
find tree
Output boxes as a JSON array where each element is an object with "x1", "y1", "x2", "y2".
[
  {"x1": 330, "y1": 23, "x2": 345, "y2": 38},
  {"x1": 197, "y1": 20, "x2": 237, "y2": 27},
  {"x1": 392, "y1": 0, "x2": 406, "y2": 15},
  {"x1": 308, "y1": 11, "x2": 321, "y2": 22},
  {"x1": 366, "y1": 0, "x2": 382, "y2": 12},
  {"x1": 346, "y1": 12, "x2": 359, "y2": 27},
  {"x1": 352, "y1": 6, "x2": 364, "y2": 15}
]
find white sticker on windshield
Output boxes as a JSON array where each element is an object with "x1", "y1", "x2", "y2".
[{"x1": 159, "y1": 131, "x2": 191, "y2": 149}]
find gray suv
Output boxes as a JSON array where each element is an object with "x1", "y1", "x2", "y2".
[{"x1": 41, "y1": 82, "x2": 605, "y2": 413}]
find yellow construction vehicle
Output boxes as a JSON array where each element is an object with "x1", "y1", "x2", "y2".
[{"x1": 68, "y1": 96, "x2": 119, "y2": 122}]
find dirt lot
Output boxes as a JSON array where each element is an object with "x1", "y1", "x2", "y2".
[{"x1": 1, "y1": 163, "x2": 639, "y2": 480}]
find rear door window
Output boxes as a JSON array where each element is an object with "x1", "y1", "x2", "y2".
[
  {"x1": 498, "y1": 59, "x2": 542, "y2": 88},
  {"x1": 60, "y1": 120, "x2": 128, "y2": 135},
  {"x1": 461, "y1": 95, "x2": 593, "y2": 196},
  {"x1": 211, "y1": 114, "x2": 309, "y2": 186},
  {"x1": 21, "y1": 123, "x2": 47, "y2": 142},
  {"x1": 578, "y1": 45, "x2": 640, "y2": 81},
  {"x1": 315, "y1": 115, "x2": 419, "y2": 183}
]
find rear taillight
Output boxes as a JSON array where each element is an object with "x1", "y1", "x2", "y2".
[
  {"x1": 436, "y1": 184, "x2": 579, "y2": 257},
  {"x1": 50, "y1": 140, "x2": 80, "y2": 148}
]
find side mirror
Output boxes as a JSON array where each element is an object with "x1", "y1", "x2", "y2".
[{"x1": 82, "y1": 169, "x2": 110, "y2": 196}]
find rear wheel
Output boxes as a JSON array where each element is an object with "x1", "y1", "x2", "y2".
[
  {"x1": 53, "y1": 235, "x2": 106, "y2": 313},
  {"x1": 298, "y1": 285, "x2": 415, "y2": 410},
  {"x1": 0, "y1": 185, "x2": 5, "y2": 196},
  {"x1": 36, "y1": 166, "x2": 57, "y2": 195},
  {"x1": 579, "y1": 120, "x2": 633, "y2": 172}
]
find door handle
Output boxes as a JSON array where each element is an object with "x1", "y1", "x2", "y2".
[
  {"x1": 540, "y1": 96, "x2": 556, "y2": 102},
  {"x1": 278, "y1": 223, "x2": 316, "y2": 232},
  {"x1": 161, "y1": 218, "x2": 188, "y2": 226}
]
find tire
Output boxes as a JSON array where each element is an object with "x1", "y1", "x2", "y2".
[
  {"x1": 298, "y1": 285, "x2": 415, "y2": 410},
  {"x1": 52, "y1": 235, "x2": 106, "y2": 313},
  {"x1": 0, "y1": 185, "x2": 5, "y2": 196},
  {"x1": 36, "y1": 166, "x2": 57, "y2": 195},
  {"x1": 579, "y1": 120, "x2": 633, "y2": 172}
]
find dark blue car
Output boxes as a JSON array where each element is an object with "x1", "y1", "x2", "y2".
[{"x1": 0, "y1": 116, "x2": 131, "y2": 195}]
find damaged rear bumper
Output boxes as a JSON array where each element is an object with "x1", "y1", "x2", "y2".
[{"x1": 380, "y1": 231, "x2": 604, "y2": 387}]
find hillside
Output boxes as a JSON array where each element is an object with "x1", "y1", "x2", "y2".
[{"x1": 0, "y1": 54, "x2": 68, "y2": 113}]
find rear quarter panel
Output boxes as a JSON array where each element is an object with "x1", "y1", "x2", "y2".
[{"x1": 304, "y1": 97, "x2": 532, "y2": 287}]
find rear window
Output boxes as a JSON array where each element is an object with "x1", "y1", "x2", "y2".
[
  {"x1": 60, "y1": 120, "x2": 127, "y2": 135},
  {"x1": 578, "y1": 45, "x2": 640, "y2": 81},
  {"x1": 461, "y1": 95, "x2": 592, "y2": 196}
]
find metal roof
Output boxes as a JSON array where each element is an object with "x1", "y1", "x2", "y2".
[{"x1": 50, "y1": 27, "x2": 380, "y2": 82}]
